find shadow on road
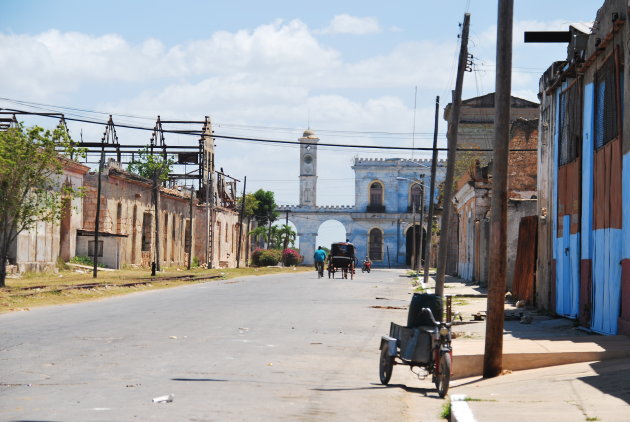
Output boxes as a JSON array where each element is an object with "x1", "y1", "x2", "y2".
[
  {"x1": 313, "y1": 383, "x2": 443, "y2": 398},
  {"x1": 171, "y1": 378, "x2": 228, "y2": 382},
  {"x1": 579, "y1": 360, "x2": 630, "y2": 406}
]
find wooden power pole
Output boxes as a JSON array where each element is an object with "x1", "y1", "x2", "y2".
[
  {"x1": 423, "y1": 96, "x2": 440, "y2": 284},
  {"x1": 484, "y1": 0, "x2": 514, "y2": 378},
  {"x1": 435, "y1": 13, "x2": 470, "y2": 300},
  {"x1": 236, "y1": 176, "x2": 247, "y2": 268}
]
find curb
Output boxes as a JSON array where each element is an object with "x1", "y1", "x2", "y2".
[{"x1": 450, "y1": 394, "x2": 476, "y2": 422}]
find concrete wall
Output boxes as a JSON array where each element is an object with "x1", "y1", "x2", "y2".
[
  {"x1": 507, "y1": 199, "x2": 537, "y2": 289},
  {"x1": 82, "y1": 163, "x2": 244, "y2": 270},
  {"x1": 538, "y1": 0, "x2": 630, "y2": 334},
  {"x1": 282, "y1": 157, "x2": 447, "y2": 268},
  {"x1": 76, "y1": 234, "x2": 123, "y2": 269},
  {"x1": 13, "y1": 160, "x2": 88, "y2": 273}
]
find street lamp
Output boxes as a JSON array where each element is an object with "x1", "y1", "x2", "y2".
[
  {"x1": 398, "y1": 159, "x2": 440, "y2": 285},
  {"x1": 396, "y1": 176, "x2": 425, "y2": 273}
]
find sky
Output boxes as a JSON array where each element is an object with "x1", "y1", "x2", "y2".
[{"x1": 0, "y1": 0, "x2": 599, "y2": 247}]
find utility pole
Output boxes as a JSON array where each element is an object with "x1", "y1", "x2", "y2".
[
  {"x1": 484, "y1": 0, "x2": 513, "y2": 379},
  {"x1": 436, "y1": 13, "x2": 470, "y2": 301},
  {"x1": 411, "y1": 203, "x2": 417, "y2": 272},
  {"x1": 205, "y1": 169, "x2": 211, "y2": 267},
  {"x1": 187, "y1": 185, "x2": 193, "y2": 270},
  {"x1": 153, "y1": 168, "x2": 161, "y2": 274},
  {"x1": 424, "y1": 96, "x2": 440, "y2": 284},
  {"x1": 417, "y1": 178, "x2": 425, "y2": 273},
  {"x1": 208, "y1": 171, "x2": 214, "y2": 268},
  {"x1": 266, "y1": 213, "x2": 273, "y2": 249},
  {"x1": 282, "y1": 210, "x2": 290, "y2": 266},
  {"x1": 236, "y1": 176, "x2": 247, "y2": 268},
  {"x1": 92, "y1": 143, "x2": 105, "y2": 278}
]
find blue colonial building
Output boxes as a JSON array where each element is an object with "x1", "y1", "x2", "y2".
[{"x1": 278, "y1": 129, "x2": 445, "y2": 268}]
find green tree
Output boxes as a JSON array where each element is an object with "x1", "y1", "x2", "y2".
[
  {"x1": 0, "y1": 124, "x2": 83, "y2": 287},
  {"x1": 252, "y1": 189, "x2": 279, "y2": 226},
  {"x1": 127, "y1": 147, "x2": 174, "y2": 182},
  {"x1": 249, "y1": 225, "x2": 271, "y2": 247},
  {"x1": 276, "y1": 224, "x2": 296, "y2": 249},
  {"x1": 237, "y1": 193, "x2": 259, "y2": 217}
]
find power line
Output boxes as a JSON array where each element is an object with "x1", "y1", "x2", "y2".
[
  {"x1": 0, "y1": 97, "x2": 447, "y2": 139},
  {"x1": 3, "y1": 108, "x2": 536, "y2": 153}
]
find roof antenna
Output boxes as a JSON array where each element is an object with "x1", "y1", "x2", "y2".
[
  {"x1": 411, "y1": 86, "x2": 418, "y2": 159},
  {"x1": 307, "y1": 106, "x2": 311, "y2": 130}
]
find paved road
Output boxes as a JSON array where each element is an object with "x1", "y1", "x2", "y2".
[{"x1": 0, "y1": 269, "x2": 446, "y2": 421}]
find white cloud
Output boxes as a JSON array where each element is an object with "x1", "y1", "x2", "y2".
[
  {"x1": 0, "y1": 19, "x2": 459, "y2": 206},
  {"x1": 317, "y1": 14, "x2": 381, "y2": 35}
]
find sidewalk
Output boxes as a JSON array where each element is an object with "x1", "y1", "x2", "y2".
[{"x1": 420, "y1": 274, "x2": 630, "y2": 421}]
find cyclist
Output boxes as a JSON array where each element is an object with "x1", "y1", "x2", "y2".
[{"x1": 313, "y1": 246, "x2": 326, "y2": 278}]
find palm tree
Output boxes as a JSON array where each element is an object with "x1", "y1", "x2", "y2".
[{"x1": 277, "y1": 224, "x2": 296, "y2": 249}]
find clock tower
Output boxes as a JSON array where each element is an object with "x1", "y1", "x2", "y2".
[{"x1": 299, "y1": 129, "x2": 318, "y2": 207}]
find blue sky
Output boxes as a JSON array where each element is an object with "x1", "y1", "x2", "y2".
[{"x1": 0, "y1": 0, "x2": 600, "y2": 245}]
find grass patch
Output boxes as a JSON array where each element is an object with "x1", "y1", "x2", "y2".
[
  {"x1": 0, "y1": 265, "x2": 310, "y2": 314},
  {"x1": 70, "y1": 255, "x2": 106, "y2": 267},
  {"x1": 585, "y1": 417, "x2": 600, "y2": 421},
  {"x1": 439, "y1": 401, "x2": 451, "y2": 419}
]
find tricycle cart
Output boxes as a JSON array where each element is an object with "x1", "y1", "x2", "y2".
[
  {"x1": 378, "y1": 293, "x2": 452, "y2": 398},
  {"x1": 327, "y1": 242, "x2": 356, "y2": 279}
]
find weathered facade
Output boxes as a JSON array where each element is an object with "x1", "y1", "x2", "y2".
[
  {"x1": 453, "y1": 120, "x2": 538, "y2": 288},
  {"x1": 445, "y1": 93, "x2": 540, "y2": 281},
  {"x1": 8, "y1": 159, "x2": 89, "y2": 273},
  {"x1": 80, "y1": 161, "x2": 247, "y2": 269},
  {"x1": 7, "y1": 124, "x2": 248, "y2": 273},
  {"x1": 537, "y1": 0, "x2": 630, "y2": 335},
  {"x1": 280, "y1": 130, "x2": 446, "y2": 268}
]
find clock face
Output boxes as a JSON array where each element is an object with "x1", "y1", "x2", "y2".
[{"x1": 303, "y1": 154, "x2": 313, "y2": 164}]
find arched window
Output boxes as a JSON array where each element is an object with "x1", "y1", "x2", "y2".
[
  {"x1": 116, "y1": 202, "x2": 123, "y2": 234},
  {"x1": 410, "y1": 183, "x2": 422, "y2": 211},
  {"x1": 368, "y1": 181, "x2": 385, "y2": 212},
  {"x1": 369, "y1": 228, "x2": 383, "y2": 261}
]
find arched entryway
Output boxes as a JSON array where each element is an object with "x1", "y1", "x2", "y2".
[
  {"x1": 317, "y1": 219, "x2": 346, "y2": 251},
  {"x1": 405, "y1": 225, "x2": 426, "y2": 267}
]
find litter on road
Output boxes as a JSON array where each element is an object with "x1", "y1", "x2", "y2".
[{"x1": 152, "y1": 394, "x2": 174, "y2": 403}]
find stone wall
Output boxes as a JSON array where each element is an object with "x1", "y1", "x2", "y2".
[
  {"x1": 82, "y1": 164, "x2": 244, "y2": 269},
  {"x1": 12, "y1": 160, "x2": 88, "y2": 273}
]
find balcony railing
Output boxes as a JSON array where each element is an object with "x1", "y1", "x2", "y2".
[{"x1": 367, "y1": 204, "x2": 386, "y2": 213}]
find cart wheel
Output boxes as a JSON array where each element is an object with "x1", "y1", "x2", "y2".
[
  {"x1": 435, "y1": 353, "x2": 451, "y2": 398},
  {"x1": 379, "y1": 346, "x2": 394, "y2": 385},
  {"x1": 350, "y1": 266, "x2": 354, "y2": 280}
]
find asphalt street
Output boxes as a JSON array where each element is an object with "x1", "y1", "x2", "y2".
[{"x1": 0, "y1": 269, "x2": 447, "y2": 421}]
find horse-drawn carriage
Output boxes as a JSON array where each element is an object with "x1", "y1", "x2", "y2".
[{"x1": 327, "y1": 242, "x2": 356, "y2": 279}]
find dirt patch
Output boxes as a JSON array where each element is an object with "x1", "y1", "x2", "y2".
[{"x1": 370, "y1": 305, "x2": 408, "y2": 310}]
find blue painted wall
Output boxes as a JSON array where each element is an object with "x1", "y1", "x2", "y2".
[{"x1": 554, "y1": 84, "x2": 580, "y2": 318}]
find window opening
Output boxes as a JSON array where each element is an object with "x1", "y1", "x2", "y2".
[
  {"x1": 369, "y1": 228, "x2": 383, "y2": 260},
  {"x1": 595, "y1": 56, "x2": 619, "y2": 149},
  {"x1": 141, "y1": 213, "x2": 152, "y2": 252},
  {"x1": 88, "y1": 240, "x2": 104, "y2": 257},
  {"x1": 369, "y1": 182, "x2": 383, "y2": 206},
  {"x1": 410, "y1": 183, "x2": 422, "y2": 211},
  {"x1": 116, "y1": 202, "x2": 122, "y2": 234},
  {"x1": 559, "y1": 81, "x2": 582, "y2": 165}
]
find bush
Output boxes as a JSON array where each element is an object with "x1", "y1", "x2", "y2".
[
  {"x1": 251, "y1": 248, "x2": 264, "y2": 267},
  {"x1": 192, "y1": 256, "x2": 200, "y2": 268},
  {"x1": 70, "y1": 256, "x2": 105, "y2": 268},
  {"x1": 282, "y1": 248, "x2": 301, "y2": 266},
  {"x1": 258, "y1": 249, "x2": 282, "y2": 266}
]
